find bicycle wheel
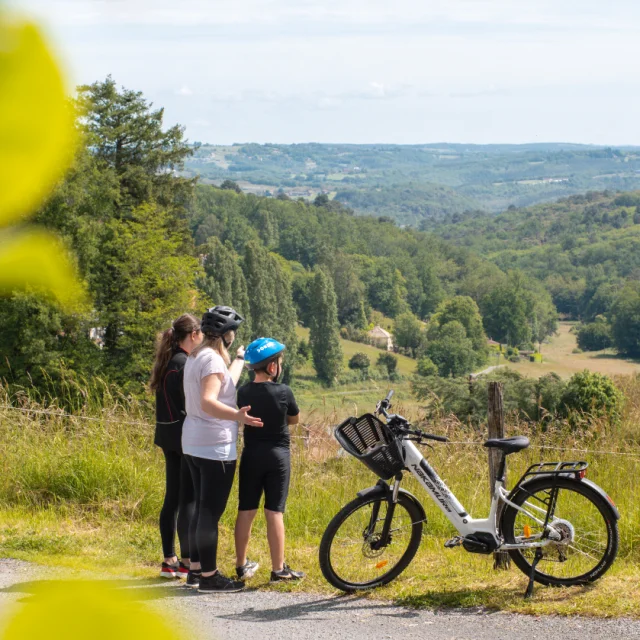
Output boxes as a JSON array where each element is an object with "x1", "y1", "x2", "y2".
[
  {"x1": 501, "y1": 476, "x2": 618, "y2": 586},
  {"x1": 319, "y1": 492, "x2": 424, "y2": 591}
]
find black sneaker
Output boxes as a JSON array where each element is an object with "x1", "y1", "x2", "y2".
[
  {"x1": 270, "y1": 563, "x2": 305, "y2": 583},
  {"x1": 236, "y1": 559, "x2": 259, "y2": 580},
  {"x1": 185, "y1": 570, "x2": 201, "y2": 589},
  {"x1": 198, "y1": 571, "x2": 245, "y2": 593}
]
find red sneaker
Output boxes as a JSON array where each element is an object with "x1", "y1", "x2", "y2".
[
  {"x1": 177, "y1": 561, "x2": 190, "y2": 577},
  {"x1": 160, "y1": 562, "x2": 179, "y2": 578}
]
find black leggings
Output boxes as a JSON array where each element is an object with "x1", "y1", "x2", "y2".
[
  {"x1": 159, "y1": 449, "x2": 196, "y2": 559},
  {"x1": 186, "y1": 456, "x2": 236, "y2": 573}
]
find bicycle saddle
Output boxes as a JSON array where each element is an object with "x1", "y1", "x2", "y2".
[{"x1": 483, "y1": 436, "x2": 530, "y2": 455}]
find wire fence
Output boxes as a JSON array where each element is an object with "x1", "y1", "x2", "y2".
[{"x1": 2, "y1": 403, "x2": 640, "y2": 459}]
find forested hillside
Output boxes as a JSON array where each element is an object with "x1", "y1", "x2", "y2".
[
  {"x1": 0, "y1": 79, "x2": 558, "y2": 399},
  {"x1": 425, "y1": 191, "x2": 640, "y2": 317}
]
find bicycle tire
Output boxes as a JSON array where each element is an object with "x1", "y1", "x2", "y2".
[
  {"x1": 501, "y1": 475, "x2": 618, "y2": 586},
  {"x1": 319, "y1": 492, "x2": 424, "y2": 591}
]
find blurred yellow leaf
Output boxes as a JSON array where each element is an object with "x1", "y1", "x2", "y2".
[
  {"x1": 0, "y1": 20, "x2": 77, "y2": 226},
  {"x1": 2, "y1": 580, "x2": 180, "y2": 640},
  {"x1": 0, "y1": 229, "x2": 87, "y2": 309}
]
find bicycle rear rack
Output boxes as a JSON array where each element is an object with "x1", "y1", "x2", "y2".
[{"x1": 518, "y1": 460, "x2": 588, "y2": 483}]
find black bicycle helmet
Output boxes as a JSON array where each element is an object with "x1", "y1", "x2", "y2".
[{"x1": 201, "y1": 305, "x2": 244, "y2": 336}]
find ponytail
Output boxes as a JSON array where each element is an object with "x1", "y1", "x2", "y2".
[{"x1": 149, "y1": 314, "x2": 200, "y2": 391}]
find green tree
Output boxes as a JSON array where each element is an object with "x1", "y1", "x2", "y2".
[
  {"x1": 198, "y1": 237, "x2": 251, "y2": 343},
  {"x1": 610, "y1": 281, "x2": 640, "y2": 357},
  {"x1": 242, "y1": 241, "x2": 298, "y2": 377},
  {"x1": 309, "y1": 268, "x2": 343, "y2": 384},
  {"x1": 576, "y1": 321, "x2": 612, "y2": 352},
  {"x1": 365, "y1": 260, "x2": 409, "y2": 318},
  {"x1": 416, "y1": 355, "x2": 438, "y2": 377},
  {"x1": 220, "y1": 179, "x2": 242, "y2": 193},
  {"x1": 0, "y1": 292, "x2": 99, "y2": 393},
  {"x1": 430, "y1": 296, "x2": 487, "y2": 355},
  {"x1": 76, "y1": 76, "x2": 195, "y2": 215},
  {"x1": 481, "y1": 274, "x2": 532, "y2": 346},
  {"x1": 377, "y1": 352, "x2": 398, "y2": 379},
  {"x1": 95, "y1": 204, "x2": 201, "y2": 390},
  {"x1": 393, "y1": 312, "x2": 423, "y2": 357},
  {"x1": 425, "y1": 320, "x2": 476, "y2": 377},
  {"x1": 323, "y1": 253, "x2": 367, "y2": 329}
]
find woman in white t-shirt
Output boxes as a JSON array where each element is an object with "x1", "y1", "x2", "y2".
[{"x1": 182, "y1": 306, "x2": 263, "y2": 594}]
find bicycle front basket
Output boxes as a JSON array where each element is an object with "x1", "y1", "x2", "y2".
[{"x1": 334, "y1": 413, "x2": 405, "y2": 480}]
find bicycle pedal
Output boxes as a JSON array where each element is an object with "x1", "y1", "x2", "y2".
[{"x1": 444, "y1": 536, "x2": 464, "y2": 548}]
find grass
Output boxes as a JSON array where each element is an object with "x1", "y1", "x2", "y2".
[
  {"x1": 1, "y1": 379, "x2": 640, "y2": 617},
  {"x1": 504, "y1": 322, "x2": 640, "y2": 379},
  {"x1": 295, "y1": 326, "x2": 417, "y2": 376}
]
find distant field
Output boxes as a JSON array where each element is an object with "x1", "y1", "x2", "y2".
[
  {"x1": 503, "y1": 322, "x2": 640, "y2": 379},
  {"x1": 294, "y1": 326, "x2": 416, "y2": 375},
  {"x1": 293, "y1": 326, "x2": 418, "y2": 418}
]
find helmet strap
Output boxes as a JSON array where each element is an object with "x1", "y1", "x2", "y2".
[{"x1": 272, "y1": 360, "x2": 282, "y2": 383}]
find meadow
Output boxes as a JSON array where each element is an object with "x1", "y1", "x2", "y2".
[
  {"x1": 502, "y1": 322, "x2": 640, "y2": 379},
  {"x1": 1, "y1": 369, "x2": 639, "y2": 618}
]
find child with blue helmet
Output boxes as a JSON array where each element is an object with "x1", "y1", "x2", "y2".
[{"x1": 234, "y1": 337, "x2": 305, "y2": 582}]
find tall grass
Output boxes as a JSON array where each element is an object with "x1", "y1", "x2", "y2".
[{"x1": 1, "y1": 378, "x2": 639, "y2": 614}]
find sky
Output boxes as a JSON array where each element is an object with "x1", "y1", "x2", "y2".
[{"x1": 8, "y1": 0, "x2": 640, "y2": 145}]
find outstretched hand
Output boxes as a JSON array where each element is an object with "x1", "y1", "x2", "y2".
[
  {"x1": 237, "y1": 345, "x2": 246, "y2": 359},
  {"x1": 237, "y1": 405, "x2": 263, "y2": 427}
]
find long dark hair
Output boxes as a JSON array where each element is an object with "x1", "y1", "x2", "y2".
[{"x1": 149, "y1": 314, "x2": 200, "y2": 391}]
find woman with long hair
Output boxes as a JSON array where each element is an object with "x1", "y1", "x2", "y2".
[
  {"x1": 150, "y1": 313, "x2": 202, "y2": 579},
  {"x1": 182, "y1": 306, "x2": 263, "y2": 593}
]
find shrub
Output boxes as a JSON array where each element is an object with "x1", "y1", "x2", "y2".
[
  {"x1": 529, "y1": 353, "x2": 543, "y2": 363},
  {"x1": 297, "y1": 339, "x2": 311, "y2": 362},
  {"x1": 377, "y1": 352, "x2": 398, "y2": 378},
  {"x1": 572, "y1": 347, "x2": 583, "y2": 354},
  {"x1": 416, "y1": 356, "x2": 438, "y2": 377},
  {"x1": 576, "y1": 322, "x2": 613, "y2": 352},
  {"x1": 562, "y1": 370, "x2": 623, "y2": 425},
  {"x1": 348, "y1": 352, "x2": 370, "y2": 372}
]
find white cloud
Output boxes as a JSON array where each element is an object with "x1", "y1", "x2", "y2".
[{"x1": 7, "y1": 0, "x2": 640, "y2": 144}]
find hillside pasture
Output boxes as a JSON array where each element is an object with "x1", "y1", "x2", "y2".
[{"x1": 503, "y1": 322, "x2": 640, "y2": 379}]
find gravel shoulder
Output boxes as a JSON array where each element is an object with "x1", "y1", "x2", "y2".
[{"x1": 1, "y1": 559, "x2": 640, "y2": 640}]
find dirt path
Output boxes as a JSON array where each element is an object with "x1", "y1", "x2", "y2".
[{"x1": 1, "y1": 560, "x2": 639, "y2": 640}]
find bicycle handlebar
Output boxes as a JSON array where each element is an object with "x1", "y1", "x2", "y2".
[{"x1": 376, "y1": 391, "x2": 449, "y2": 443}]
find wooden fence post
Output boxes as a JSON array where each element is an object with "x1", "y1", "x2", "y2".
[{"x1": 487, "y1": 381, "x2": 511, "y2": 570}]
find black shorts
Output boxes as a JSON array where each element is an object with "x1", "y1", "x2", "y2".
[{"x1": 238, "y1": 446, "x2": 290, "y2": 513}]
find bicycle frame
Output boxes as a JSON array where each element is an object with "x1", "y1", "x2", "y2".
[{"x1": 401, "y1": 440, "x2": 558, "y2": 551}]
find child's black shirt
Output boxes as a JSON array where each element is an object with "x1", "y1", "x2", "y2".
[{"x1": 237, "y1": 382, "x2": 300, "y2": 449}]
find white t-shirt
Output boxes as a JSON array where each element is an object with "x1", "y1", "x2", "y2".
[{"x1": 182, "y1": 348, "x2": 238, "y2": 461}]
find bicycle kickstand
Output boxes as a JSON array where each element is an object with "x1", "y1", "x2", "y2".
[{"x1": 524, "y1": 547, "x2": 543, "y2": 599}]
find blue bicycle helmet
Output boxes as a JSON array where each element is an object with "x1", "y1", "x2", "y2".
[{"x1": 244, "y1": 337, "x2": 286, "y2": 369}]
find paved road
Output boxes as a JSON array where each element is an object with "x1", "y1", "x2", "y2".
[{"x1": 1, "y1": 559, "x2": 639, "y2": 639}]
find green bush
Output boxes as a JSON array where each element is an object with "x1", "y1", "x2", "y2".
[
  {"x1": 377, "y1": 352, "x2": 398, "y2": 379},
  {"x1": 416, "y1": 356, "x2": 438, "y2": 377},
  {"x1": 562, "y1": 370, "x2": 623, "y2": 426},
  {"x1": 348, "y1": 352, "x2": 370, "y2": 372},
  {"x1": 576, "y1": 321, "x2": 613, "y2": 352},
  {"x1": 529, "y1": 353, "x2": 543, "y2": 363}
]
